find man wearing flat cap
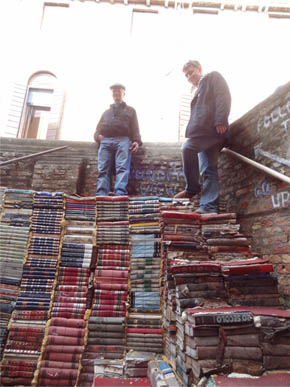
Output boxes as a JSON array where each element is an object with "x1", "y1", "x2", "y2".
[{"x1": 94, "y1": 83, "x2": 142, "y2": 196}]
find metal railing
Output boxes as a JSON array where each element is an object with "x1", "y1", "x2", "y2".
[
  {"x1": 221, "y1": 147, "x2": 290, "y2": 185},
  {"x1": 0, "y1": 146, "x2": 68, "y2": 167}
]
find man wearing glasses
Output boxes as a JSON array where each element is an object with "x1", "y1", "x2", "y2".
[
  {"x1": 174, "y1": 60, "x2": 231, "y2": 214},
  {"x1": 94, "y1": 83, "x2": 142, "y2": 196}
]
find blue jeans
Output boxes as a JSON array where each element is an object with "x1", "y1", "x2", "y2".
[
  {"x1": 97, "y1": 136, "x2": 131, "y2": 196},
  {"x1": 181, "y1": 137, "x2": 223, "y2": 211}
]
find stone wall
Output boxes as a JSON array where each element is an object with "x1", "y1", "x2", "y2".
[{"x1": 1, "y1": 81, "x2": 289, "y2": 305}]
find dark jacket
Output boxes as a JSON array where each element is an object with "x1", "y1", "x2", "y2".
[
  {"x1": 185, "y1": 71, "x2": 231, "y2": 139},
  {"x1": 94, "y1": 102, "x2": 142, "y2": 145}
]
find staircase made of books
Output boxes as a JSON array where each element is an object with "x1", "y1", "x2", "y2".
[
  {"x1": 0, "y1": 189, "x2": 32, "y2": 369},
  {"x1": 32, "y1": 194, "x2": 96, "y2": 386},
  {"x1": 1, "y1": 191, "x2": 64, "y2": 386},
  {"x1": 128, "y1": 196, "x2": 163, "y2": 362},
  {"x1": 161, "y1": 209, "x2": 289, "y2": 386},
  {"x1": 0, "y1": 190, "x2": 290, "y2": 387},
  {"x1": 79, "y1": 196, "x2": 131, "y2": 386}
]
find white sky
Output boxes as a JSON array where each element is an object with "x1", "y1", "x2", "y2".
[{"x1": 0, "y1": 1, "x2": 289, "y2": 142}]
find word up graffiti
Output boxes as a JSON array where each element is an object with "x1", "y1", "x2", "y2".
[{"x1": 271, "y1": 191, "x2": 290, "y2": 209}]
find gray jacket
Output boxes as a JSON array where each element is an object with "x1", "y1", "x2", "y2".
[{"x1": 185, "y1": 71, "x2": 231, "y2": 139}]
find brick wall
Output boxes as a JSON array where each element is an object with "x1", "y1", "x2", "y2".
[
  {"x1": 1, "y1": 80, "x2": 289, "y2": 305},
  {"x1": 0, "y1": 138, "x2": 185, "y2": 197},
  {"x1": 0, "y1": 139, "x2": 99, "y2": 196},
  {"x1": 219, "y1": 80, "x2": 290, "y2": 306}
]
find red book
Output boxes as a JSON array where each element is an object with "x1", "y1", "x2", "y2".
[
  {"x1": 161, "y1": 211, "x2": 201, "y2": 220},
  {"x1": 223, "y1": 264, "x2": 273, "y2": 275}
]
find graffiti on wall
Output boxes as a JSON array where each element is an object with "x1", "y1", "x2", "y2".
[
  {"x1": 271, "y1": 191, "x2": 290, "y2": 209},
  {"x1": 254, "y1": 103, "x2": 290, "y2": 208},
  {"x1": 131, "y1": 168, "x2": 185, "y2": 182},
  {"x1": 254, "y1": 181, "x2": 270, "y2": 198},
  {"x1": 254, "y1": 180, "x2": 290, "y2": 209},
  {"x1": 257, "y1": 100, "x2": 290, "y2": 135},
  {"x1": 138, "y1": 183, "x2": 180, "y2": 196},
  {"x1": 254, "y1": 144, "x2": 290, "y2": 168},
  {"x1": 130, "y1": 167, "x2": 185, "y2": 196}
]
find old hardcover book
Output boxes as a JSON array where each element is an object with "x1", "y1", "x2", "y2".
[
  {"x1": 185, "y1": 335, "x2": 219, "y2": 348},
  {"x1": 184, "y1": 323, "x2": 219, "y2": 337},
  {"x1": 187, "y1": 311, "x2": 253, "y2": 326}
]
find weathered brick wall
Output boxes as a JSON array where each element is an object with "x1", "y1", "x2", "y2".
[
  {"x1": 0, "y1": 138, "x2": 185, "y2": 197},
  {"x1": 219, "y1": 81, "x2": 290, "y2": 306},
  {"x1": 0, "y1": 139, "x2": 99, "y2": 196},
  {"x1": 1, "y1": 81, "x2": 289, "y2": 305},
  {"x1": 129, "y1": 144, "x2": 184, "y2": 197}
]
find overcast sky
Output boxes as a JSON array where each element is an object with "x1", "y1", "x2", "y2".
[{"x1": 0, "y1": 2, "x2": 289, "y2": 142}]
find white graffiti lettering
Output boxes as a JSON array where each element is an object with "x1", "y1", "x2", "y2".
[
  {"x1": 257, "y1": 101, "x2": 290, "y2": 133},
  {"x1": 280, "y1": 118, "x2": 290, "y2": 135},
  {"x1": 254, "y1": 144, "x2": 290, "y2": 168},
  {"x1": 271, "y1": 191, "x2": 290, "y2": 208}
]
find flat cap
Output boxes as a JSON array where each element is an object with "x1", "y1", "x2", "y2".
[{"x1": 110, "y1": 83, "x2": 126, "y2": 90}]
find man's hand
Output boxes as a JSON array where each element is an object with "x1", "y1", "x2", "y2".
[
  {"x1": 97, "y1": 134, "x2": 104, "y2": 142},
  {"x1": 130, "y1": 141, "x2": 139, "y2": 153},
  {"x1": 216, "y1": 125, "x2": 227, "y2": 134}
]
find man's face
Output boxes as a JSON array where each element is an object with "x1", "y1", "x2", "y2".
[
  {"x1": 112, "y1": 88, "x2": 125, "y2": 104},
  {"x1": 183, "y1": 64, "x2": 202, "y2": 87}
]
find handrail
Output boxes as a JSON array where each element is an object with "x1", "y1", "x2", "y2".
[
  {"x1": 0, "y1": 146, "x2": 68, "y2": 167},
  {"x1": 221, "y1": 147, "x2": 290, "y2": 185}
]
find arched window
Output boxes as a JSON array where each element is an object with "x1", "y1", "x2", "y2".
[{"x1": 17, "y1": 71, "x2": 65, "y2": 140}]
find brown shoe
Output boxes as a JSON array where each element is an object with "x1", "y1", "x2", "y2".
[{"x1": 174, "y1": 190, "x2": 196, "y2": 199}]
